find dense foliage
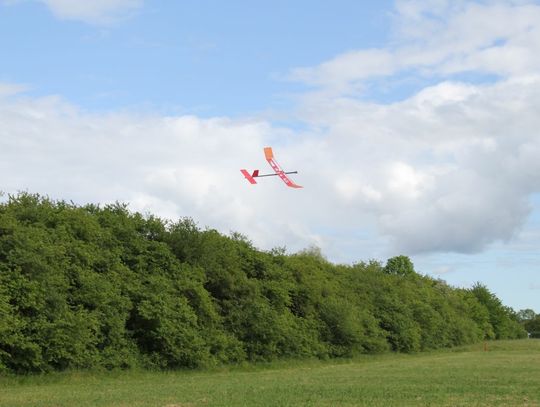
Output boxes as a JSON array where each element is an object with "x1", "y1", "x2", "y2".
[
  {"x1": 517, "y1": 309, "x2": 540, "y2": 338},
  {"x1": 0, "y1": 193, "x2": 527, "y2": 373}
]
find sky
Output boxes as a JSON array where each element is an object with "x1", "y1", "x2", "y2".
[{"x1": 1, "y1": 0, "x2": 539, "y2": 312}]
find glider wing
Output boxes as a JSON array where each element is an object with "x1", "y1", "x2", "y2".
[{"x1": 264, "y1": 147, "x2": 302, "y2": 188}]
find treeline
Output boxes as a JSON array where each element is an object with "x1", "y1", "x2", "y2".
[
  {"x1": 517, "y1": 309, "x2": 540, "y2": 338},
  {"x1": 0, "y1": 193, "x2": 527, "y2": 373}
]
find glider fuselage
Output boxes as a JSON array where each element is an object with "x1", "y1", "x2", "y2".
[{"x1": 240, "y1": 147, "x2": 302, "y2": 188}]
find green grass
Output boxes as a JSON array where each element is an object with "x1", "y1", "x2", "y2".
[{"x1": 2, "y1": 340, "x2": 540, "y2": 407}]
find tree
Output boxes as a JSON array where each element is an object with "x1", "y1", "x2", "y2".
[
  {"x1": 470, "y1": 283, "x2": 526, "y2": 339},
  {"x1": 524, "y1": 316, "x2": 540, "y2": 338},
  {"x1": 0, "y1": 192, "x2": 529, "y2": 373},
  {"x1": 384, "y1": 255, "x2": 415, "y2": 276},
  {"x1": 517, "y1": 309, "x2": 536, "y2": 323}
]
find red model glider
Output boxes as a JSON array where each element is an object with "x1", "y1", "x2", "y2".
[{"x1": 241, "y1": 147, "x2": 302, "y2": 188}]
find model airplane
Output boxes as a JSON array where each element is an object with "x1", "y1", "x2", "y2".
[{"x1": 241, "y1": 147, "x2": 302, "y2": 188}]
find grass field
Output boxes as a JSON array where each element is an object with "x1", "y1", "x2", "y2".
[{"x1": 1, "y1": 340, "x2": 539, "y2": 407}]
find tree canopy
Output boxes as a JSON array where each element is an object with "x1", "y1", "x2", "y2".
[{"x1": 0, "y1": 193, "x2": 528, "y2": 373}]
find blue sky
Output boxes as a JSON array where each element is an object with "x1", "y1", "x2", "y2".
[
  {"x1": 0, "y1": 1, "x2": 393, "y2": 115},
  {"x1": 1, "y1": 0, "x2": 540, "y2": 312}
]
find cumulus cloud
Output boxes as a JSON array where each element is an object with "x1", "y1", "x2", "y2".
[
  {"x1": 296, "y1": 77, "x2": 540, "y2": 254},
  {"x1": 0, "y1": 93, "x2": 326, "y2": 254},
  {"x1": 2, "y1": 0, "x2": 540, "y2": 260},
  {"x1": 285, "y1": 0, "x2": 540, "y2": 255},
  {"x1": 2, "y1": 75, "x2": 539, "y2": 258},
  {"x1": 290, "y1": 0, "x2": 540, "y2": 92}
]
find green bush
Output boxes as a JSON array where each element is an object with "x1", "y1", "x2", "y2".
[{"x1": 0, "y1": 193, "x2": 528, "y2": 373}]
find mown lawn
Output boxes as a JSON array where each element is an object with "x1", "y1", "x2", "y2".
[{"x1": 1, "y1": 340, "x2": 539, "y2": 407}]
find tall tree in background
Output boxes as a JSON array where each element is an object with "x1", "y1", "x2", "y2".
[{"x1": 384, "y1": 256, "x2": 415, "y2": 276}]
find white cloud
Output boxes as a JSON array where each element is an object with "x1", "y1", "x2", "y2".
[
  {"x1": 0, "y1": 0, "x2": 143, "y2": 24},
  {"x1": 281, "y1": 0, "x2": 540, "y2": 256},
  {"x1": 41, "y1": 0, "x2": 142, "y2": 24},
  {"x1": 294, "y1": 76, "x2": 540, "y2": 255},
  {"x1": 0, "y1": 94, "x2": 326, "y2": 255},
  {"x1": 2, "y1": 0, "x2": 143, "y2": 24},
  {"x1": 0, "y1": 82, "x2": 28, "y2": 97},
  {"x1": 289, "y1": 1, "x2": 540, "y2": 92},
  {"x1": 433, "y1": 265, "x2": 453, "y2": 275},
  {"x1": 289, "y1": 49, "x2": 396, "y2": 94},
  {"x1": 2, "y1": 0, "x2": 540, "y2": 260}
]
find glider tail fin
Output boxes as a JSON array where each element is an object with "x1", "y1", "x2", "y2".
[{"x1": 240, "y1": 169, "x2": 257, "y2": 184}]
